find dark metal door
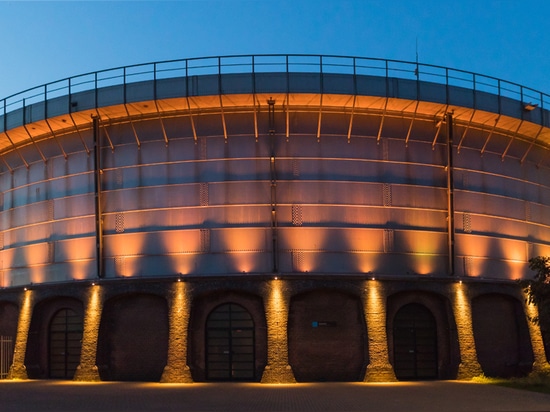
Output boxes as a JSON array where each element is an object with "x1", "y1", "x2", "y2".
[
  {"x1": 393, "y1": 303, "x2": 438, "y2": 380},
  {"x1": 49, "y1": 308, "x2": 83, "y2": 379},
  {"x1": 206, "y1": 303, "x2": 255, "y2": 381}
]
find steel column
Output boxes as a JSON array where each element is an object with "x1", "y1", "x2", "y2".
[
  {"x1": 93, "y1": 116, "x2": 104, "y2": 278},
  {"x1": 268, "y1": 98, "x2": 278, "y2": 273},
  {"x1": 446, "y1": 113, "x2": 455, "y2": 276}
]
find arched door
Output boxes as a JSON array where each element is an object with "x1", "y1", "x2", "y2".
[
  {"x1": 393, "y1": 303, "x2": 438, "y2": 380},
  {"x1": 49, "y1": 308, "x2": 83, "y2": 379},
  {"x1": 206, "y1": 303, "x2": 255, "y2": 381}
]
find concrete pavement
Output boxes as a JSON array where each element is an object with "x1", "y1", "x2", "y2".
[{"x1": 1, "y1": 380, "x2": 550, "y2": 411}]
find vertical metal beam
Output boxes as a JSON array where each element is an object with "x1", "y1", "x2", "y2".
[
  {"x1": 268, "y1": 98, "x2": 278, "y2": 273},
  {"x1": 93, "y1": 115, "x2": 104, "y2": 278},
  {"x1": 446, "y1": 113, "x2": 455, "y2": 276}
]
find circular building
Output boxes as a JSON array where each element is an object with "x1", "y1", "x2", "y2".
[{"x1": 0, "y1": 55, "x2": 549, "y2": 382}]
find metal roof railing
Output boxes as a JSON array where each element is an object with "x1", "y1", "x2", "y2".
[{"x1": 1, "y1": 54, "x2": 549, "y2": 129}]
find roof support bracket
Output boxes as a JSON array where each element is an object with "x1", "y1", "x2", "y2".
[
  {"x1": 123, "y1": 103, "x2": 141, "y2": 149},
  {"x1": 186, "y1": 97, "x2": 198, "y2": 144},
  {"x1": 347, "y1": 95, "x2": 356, "y2": 143},
  {"x1": 285, "y1": 94, "x2": 290, "y2": 141},
  {"x1": 317, "y1": 94, "x2": 323, "y2": 142},
  {"x1": 501, "y1": 120, "x2": 524, "y2": 162},
  {"x1": 457, "y1": 109, "x2": 477, "y2": 154},
  {"x1": 432, "y1": 118, "x2": 444, "y2": 150},
  {"x1": 44, "y1": 118, "x2": 68, "y2": 160},
  {"x1": 376, "y1": 98, "x2": 389, "y2": 144},
  {"x1": 4, "y1": 130, "x2": 29, "y2": 169},
  {"x1": 521, "y1": 125, "x2": 544, "y2": 164},
  {"x1": 22, "y1": 99, "x2": 48, "y2": 163},
  {"x1": 22, "y1": 124, "x2": 47, "y2": 164},
  {"x1": 432, "y1": 105, "x2": 449, "y2": 150},
  {"x1": 253, "y1": 94, "x2": 259, "y2": 142},
  {"x1": 154, "y1": 100, "x2": 169, "y2": 147},
  {"x1": 219, "y1": 95, "x2": 228, "y2": 143},
  {"x1": 68, "y1": 112, "x2": 91, "y2": 156},
  {"x1": 95, "y1": 111, "x2": 115, "y2": 152},
  {"x1": 0, "y1": 155, "x2": 13, "y2": 174},
  {"x1": 405, "y1": 100, "x2": 420, "y2": 147},
  {"x1": 480, "y1": 115, "x2": 501, "y2": 157}
]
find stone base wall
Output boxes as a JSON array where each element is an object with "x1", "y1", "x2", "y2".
[{"x1": 0, "y1": 275, "x2": 547, "y2": 383}]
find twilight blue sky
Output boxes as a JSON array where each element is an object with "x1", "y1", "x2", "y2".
[{"x1": 1, "y1": 0, "x2": 549, "y2": 99}]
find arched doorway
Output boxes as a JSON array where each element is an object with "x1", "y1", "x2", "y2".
[
  {"x1": 472, "y1": 294, "x2": 533, "y2": 377},
  {"x1": 48, "y1": 308, "x2": 83, "y2": 379},
  {"x1": 393, "y1": 303, "x2": 438, "y2": 380},
  {"x1": 206, "y1": 303, "x2": 255, "y2": 381}
]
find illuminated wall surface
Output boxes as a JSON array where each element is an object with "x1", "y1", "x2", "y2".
[
  {"x1": 0, "y1": 56, "x2": 549, "y2": 286},
  {"x1": 0, "y1": 56, "x2": 550, "y2": 382}
]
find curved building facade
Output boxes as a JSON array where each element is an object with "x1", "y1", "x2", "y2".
[{"x1": 0, "y1": 55, "x2": 549, "y2": 382}]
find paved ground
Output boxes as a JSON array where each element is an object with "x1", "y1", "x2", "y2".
[{"x1": 1, "y1": 380, "x2": 550, "y2": 412}]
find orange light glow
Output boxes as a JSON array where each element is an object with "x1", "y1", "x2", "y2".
[
  {"x1": 357, "y1": 252, "x2": 379, "y2": 274},
  {"x1": 108, "y1": 233, "x2": 147, "y2": 257},
  {"x1": 160, "y1": 231, "x2": 202, "y2": 257},
  {"x1": 457, "y1": 235, "x2": 491, "y2": 259},
  {"x1": 30, "y1": 266, "x2": 47, "y2": 284},
  {"x1": 233, "y1": 252, "x2": 256, "y2": 274},
  {"x1": 506, "y1": 259, "x2": 527, "y2": 281},
  {"x1": 70, "y1": 260, "x2": 94, "y2": 281},
  {"x1": 220, "y1": 228, "x2": 265, "y2": 252},
  {"x1": 284, "y1": 228, "x2": 328, "y2": 254},
  {"x1": 411, "y1": 253, "x2": 436, "y2": 275}
]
